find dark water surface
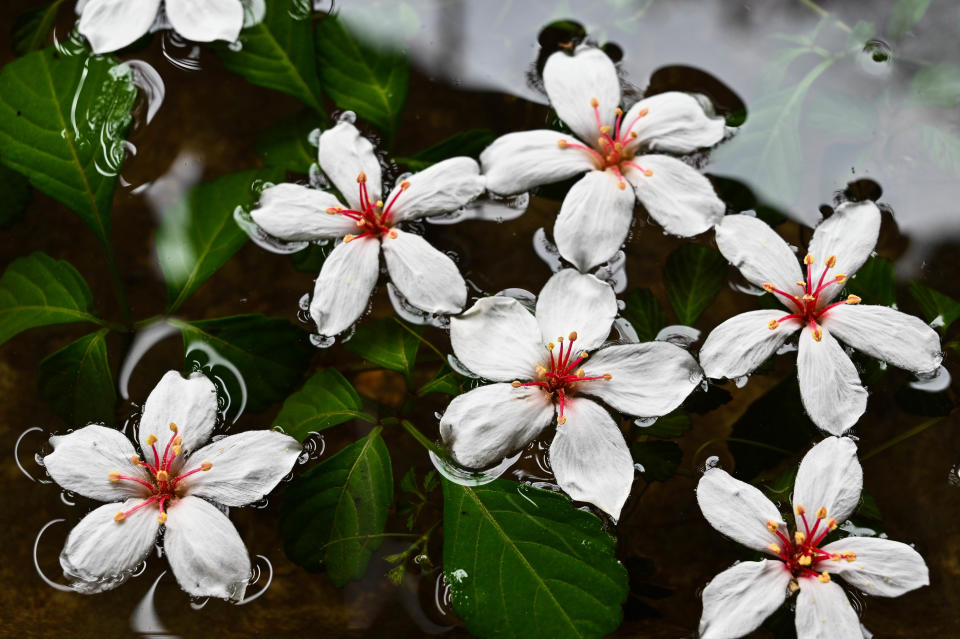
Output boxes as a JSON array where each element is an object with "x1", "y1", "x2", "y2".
[{"x1": 1, "y1": 0, "x2": 959, "y2": 637}]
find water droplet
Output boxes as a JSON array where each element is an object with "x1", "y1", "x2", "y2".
[
  {"x1": 704, "y1": 455, "x2": 720, "y2": 471},
  {"x1": 337, "y1": 110, "x2": 357, "y2": 124},
  {"x1": 655, "y1": 325, "x2": 701, "y2": 348},
  {"x1": 909, "y1": 365, "x2": 951, "y2": 393},
  {"x1": 634, "y1": 416, "x2": 658, "y2": 428},
  {"x1": 309, "y1": 333, "x2": 336, "y2": 348},
  {"x1": 734, "y1": 375, "x2": 749, "y2": 389}
]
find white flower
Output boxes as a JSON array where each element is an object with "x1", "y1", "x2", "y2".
[
  {"x1": 251, "y1": 120, "x2": 485, "y2": 337},
  {"x1": 439, "y1": 269, "x2": 703, "y2": 519},
  {"x1": 700, "y1": 202, "x2": 942, "y2": 434},
  {"x1": 42, "y1": 371, "x2": 302, "y2": 601},
  {"x1": 480, "y1": 46, "x2": 726, "y2": 271},
  {"x1": 76, "y1": 0, "x2": 259, "y2": 54},
  {"x1": 696, "y1": 437, "x2": 928, "y2": 639}
]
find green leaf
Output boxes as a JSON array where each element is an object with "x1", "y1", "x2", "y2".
[
  {"x1": 664, "y1": 244, "x2": 727, "y2": 325},
  {"x1": 442, "y1": 478, "x2": 628, "y2": 639},
  {"x1": 38, "y1": 329, "x2": 115, "y2": 426},
  {"x1": 845, "y1": 256, "x2": 895, "y2": 306},
  {"x1": 216, "y1": 0, "x2": 324, "y2": 113},
  {"x1": 620, "y1": 288, "x2": 668, "y2": 342},
  {"x1": 0, "y1": 48, "x2": 136, "y2": 247},
  {"x1": 637, "y1": 410, "x2": 691, "y2": 438},
  {"x1": 12, "y1": 0, "x2": 64, "y2": 56},
  {"x1": 908, "y1": 63, "x2": 960, "y2": 108},
  {"x1": 173, "y1": 314, "x2": 313, "y2": 415},
  {"x1": 280, "y1": 428, "x2": 394, "y2": 586},
  {"x1": 394, "y1": 129, "x2": 496, "y2": 171},
  {"x1": 0, "y1": 161, "x2": 30, "y2": 227},
  {"x1": 255, "y1": 109, "x2": 319, "y2": 173},
  {"x1": 316, "y1": 14, "x2": 410, "y2": 142},
  {"x1": 273, "y1": 368, "x2": 374, "y2": 442},
  {"x1": 631, "y1": 440, "x2": 682, "y2": 482},
  {"x1": 0, "y1": 252, "x2": 100, "y2": 346},
  {"x1": 156, "y1": 168, "x2": 283, "y2": 313},
  {"x1": 908, "y1": 282, "x2": 960, "y2": 331},
  {"x1": 888, "y1": 0, "x2": 932, "y2": 40},
  {"x1": 755, "y1": 465, "x2": 798, "y2": 510},
  {"x1": 345, "y1": 317, "x2": 421, "y2": 381},
  {"x1": 417, "y1": 364, "x2": 462, "y2": 396}
]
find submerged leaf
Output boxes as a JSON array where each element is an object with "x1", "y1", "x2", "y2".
[
  {"x1": 631, "y1": 440, "x2": 682, "y2": 482},
  {"x1": 0, "y1": 161, "x2": 30, "y2": 227},
  {"x1": 417, "y1": 364, "x2": 462, "y2": 396},
  {"x1": 273, "y1": 368, "x2": 374, "y2": 442},
  {"x1": 255, "y1": 109, "x2": 320, "y2": 173},
  {"x1": 12, "y1": 0, "x2": 64, "y2": 56},
  {"x1": 909, "y1": 282, "x2": 960, "y2": 332},
  {"x1": 664, "y1": 244, "x2": 726, "y2": 326},
  {"x1": 346, "y1": 317, "x2": 421, "y2": 382},
  {"x1": 845, "y1": 256, "x2": 895, "y2": 307},
  {"x1": 39, "y1": 329, "x2": 115, "y2": 426},
  {"x1": 621, "y1": 288, "x2": 668, "y2": 342}
]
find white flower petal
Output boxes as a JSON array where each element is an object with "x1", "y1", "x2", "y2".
[
  {"x1": 821, "y1": 304, "x2": 942, "y2": 374},
  {"x1": 60, "y1": 499, "x2": 160, "y2": 593},
  {"x1": 309, "y1": 237, "x2": 380, "y2": 337},
  {"x1": 699, "y1": 560, "x2": 791, "y2": 639},
  {"x1": 549, "y1": 396, "x2": 633, "y2": 520},
  {"x1": 183, "y1": 430, "x2": 302, "y2": 507},
  {"x1": 387, "y1": 157, "x2": 485, "y2": 223},
  {"x1": 554, "y1": 169, "x2": 636, "y2": 271},
  {"x1": 792, "y1": 436, "x2": 862, "y2": 525},
  {"x1": 821, "y1": 536, "x2": 929, "y2": 597},
  {"x1": 579, "y1": 342, "x2": 702, "y2": 417},
  {"x1": 440, "y1": 383, "x2": 555, "y2": 469},
  {"x1": 164, "y1": 495, "x2": 251, "y2": 601},
  {"x1": 382, "y1": 229, "x2": 466, "y2": 315},
  {"x1": 317, "y1": 121, "x2": 382, "y2": 210},
  {"x1": 714, "y1": 214, "x2": 804, "y2": 294},
  {"x1": 449, "y1": 297, "x2": 546, "y2": 382},
  {"x1": 624, "y1": 154, "x2": 724, "y2": 237},
  {"x1": 797, "y1": 326, "x2": 868, "y2": 435},
  {"x1": 45, "y1": 425, "x2": 150, "y2": 502},
  {"x1": 165, "y1": 0, "x2": 244, "y2": 43},
  {"x1": 807, "y1": 201, "x2": 882, "y2": 301},
  {"x1": 700, "y1": 310, "x2": 802, "y2": 379},
  {"x1": 250, "y1": 184, "x2": 355, "y2": 241},
  {"x1": 78, "y1": 0, "x2": 161, "y2": 54},
  {"x1": 242, "y1": 0, "x2": 265, "y2": 27},
  {"x1": 479, "y1": 130, "x2": 596, "y2": 196},
  {"x1": 795, "y1": 577, "x2": 862, "y2": 639},
  {"x1": 138, "y1": 371, "x2": 218, "y2": 463},
  {"x1": 536, "y1": 269, "x2": 617, "y2": 352},
  {"x1": 543, "y1": 47, "x2": 621, "y2": 143},
  {"x1": 623, "y1": 92, "x2": 725, "y2": 155},
  {"x1": 697, "y1": 468, "x2": 786, "y2": 552}
]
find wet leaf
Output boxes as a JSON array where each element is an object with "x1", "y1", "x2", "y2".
[
  {"x1": 346, "y1": 317, "x2": 421, "y2": 382},
  {"x1": 216, "y1": 0, "x2": 324, "y2": 113},
  {"x1": 290, "y1": 243, "x2": 329, "y2": 273},
  {"x1": 273, "y1": 368, "x2": 374, "y2": 442},
  {"x1": 845, "y1": 256, "x2": 895, "y2": 306},
  {"x1": 0, "y1": 252, "x2": 101, "y2": 346},
  {"x1": 908, "y1": 62, "x2": 960, "y2": 108},
  {"x1": 636, "y1": 410, "x2": 691, "y2": 438},
  {"x1": 316, "y1": 14, "x2": 409, "y2": 143},
  {"x1": 887, "y1": 0, "x2": 932, "y2": 40},
  {"x1": 908, "y1": 281, "x2": 960, "y2": 332},
  {"x1": 664, "y1": 244, "x2": 726, "y2": 325},
  {"x1": 280, "y1": 428, "x2": 393, "y2": 586},
  {"x1": 0, "y1": 48, "x2": 136, "y2": 247},
  {"x1": 631, "y1": 440, "x2": 681, "y2": 482},
  {"x1": 12, "y1": 0, "x2": 63, "y2": 56},
  {"x1": 755, "y1": 465, "x2": 798, "y2": 510},
  {"x1": 417, "y1": 364, "x2": 462, "y2": 396},
  {"x1": 0, "y1": 161, "x2": 30, "y2": 227},
  {"x1": 255, "y1": 109, "x2": 319, "y2": 173},
  {"x1": 38, "y1": 328, "x2": 115, "y2": 426},
  {"x1": 156, "y1": 168, "x2": 284, "y2": 313},
  {"x1": 395, "y1": 129, "x2": 497, "y2": 172},
  {"x1": 620, "y1": 288, "x2": 668, "y2": 342},
  {"x1": 442, "y1": 478, "x2": 628, "y2": 639},
  {"x1": 173, "y1": 314, "x2": 313, "y2": 415}
]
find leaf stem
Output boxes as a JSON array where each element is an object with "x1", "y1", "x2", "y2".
[
  {"x1": 400, "y1": 419, "x2": 447, "y2": 458},
  {"x1": 796, "y1": 0, "x2": 852, "y2": 33},
  {"x1": 392, "y1": 316, "x2": 446, "y2": 361},
  {"x1": 862, "y1": 412, "x2": 954, "y2": 461}
]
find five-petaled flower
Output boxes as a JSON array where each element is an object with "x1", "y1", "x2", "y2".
[
  {"x1": 76, "y1": 0, "x2": 262, "y2": 54},
  {"x1": 251, "y1": 120, "x2": 485, "y2": 337},
  {"x1": 439, "y1": 268, "x2": 702, "y2": 519},
  {"x1": 696, "y1": 437, "x2": 928, "y2": 639},
  {"x1": 480, "y1": 46, "x2": 726, "y2": 271},
  {"x1": 699, "y1": 201, "x2": 942, "y2": 434},
  {"x1": 43, "y1": 370, "x2": 302, "y2": 600}
]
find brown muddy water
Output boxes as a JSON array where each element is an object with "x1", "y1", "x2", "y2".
[{"x1": 1, "y1": 0, "x2": 959, "y2": 637}]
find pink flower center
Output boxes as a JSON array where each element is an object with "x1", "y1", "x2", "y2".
[
  {"x1": 766, "y1": 504, "x2": 856, "y2": 585},
  {"x1": 764, "y1": 253, "x2": 862, "y2": 341},
  {"x1": 512, "y1": 331, "x2": 612, "y2": 424},
  {"x1": 325, "y1": 172, "x2": 409, "y2": 243},
  {"x1": 108, "y1": 421, "x2": 213, "y2": 524},
  {"x1": 556, "y1": 97, "x2": 654, "y2": 190}
]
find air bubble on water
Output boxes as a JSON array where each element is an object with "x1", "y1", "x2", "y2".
[
  {"x1": 234, "y1": 206, "x2": 310, "y2": 254},
  {"x1": 337, "y1": 110, "x2": 357, "y2": 124},
  {"x1": 611, "y1": 317, "x2": 640, "y2": 344},
  {"x1": 532, "y1": 227, "x2": 564, "y2": 272},
  {"x1": 860, "y1": 40, "x2": 893, "y2": 76},
  {"x1": 634, "y1": 463, "x2": 646, "y2": 473},
  {"x1": 595, "y1": 251, "x2": 627, "y2": 293},
  {"x1": 300, "y1": 433, "x2": 326, "y2": 463},
  {"x1": 309, "y1": 333, "x2": 336, "y2": 348},
  {"x1": 878, "y1": 361, "x2": 888, "y2": 371},
  {"x1": 909, "y1": 365, "x2": 951, "y2": 393},
  {"x1": 655, "y1": 325, "x2": 700, "y2": 348},
  {"x1": 634, "y1": 416, "x2": 658, "y2": 428},
  {"x1": 733, "y1": 375, "x2": 749, "y2": 389},
  {"x1": 388, "y1": 283, "x2": 450, "y2": 328},
  {"x1": 703, "y1": 455, "x2": 720, "y2": 471}
]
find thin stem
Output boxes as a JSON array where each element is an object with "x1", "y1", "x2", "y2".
[
  {"x1": 392, "y1": 316, "x2": 446, "y2": 362},
  {"x1": 796, "y1": 0, "x2": 852, "y2": 33},
  {"x1": 317, "y1": 532, "x2": 420, "y2": 552},
  {"x1": 400, "y1": 419, "x2": 448, "y2": 459},
  {"x1": 862, "y1": 413, "x2": 954, "y2": 461}
]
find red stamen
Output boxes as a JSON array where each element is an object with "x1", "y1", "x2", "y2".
[
  {"x1": 110, "y1": 473, "x2": 156, "y2": 492},
  {"x1": 558, "y1": 139, "x2": 606, "y2": 164},
  {"x1": 621, "y1": 161, "x2": 653, "y2": 177},
  {"x1": 121, "y1": 495, "x2": 159, "y2": 518}
]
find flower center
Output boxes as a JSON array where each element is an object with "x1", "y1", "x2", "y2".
[
  {"x1": 766, "y1": 504, "x2": 856, "y2": 586},
  {"x1": 511, "y1": 331, "x2": 612, "y2": 424},
  {"x1": 325, "y1": 172, "x2": 409, "y2": 243},
  {"x1": 764, "y1": 254, "x2": 862, "y2": 341},
  {"x1": 556, "y1": 97, "x2": 654, "y2": 189},
  {"x1": 108, "y1": 421, "x2": 213, "y2": 524}
]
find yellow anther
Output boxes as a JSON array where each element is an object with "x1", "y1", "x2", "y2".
[
  {"x1": 173, "y1": 445, "x2": 181, "y2": 457},
  {"x1": 812, "y1": 327, "x2": 823, "y2": 342},
  {"x1": 400, "y1": 180, "x2": 411, "y2": 190},
  {"x1": 768, "y1": 543, "x2": 781, "y2": 554},
  {"x1": 796, "y1": 505, "x2": 806, "y2": 516},
  {"x1": 643, "y1": 169, "x2": 654, "y2": 177},
  {"x1": 597, "y1": 137, "x2": 607, "y2": 148},
  {"x1": 614, "y1": 107, "x2": 623, "y2": 116},
  {"x1": 557, "y1": 139, "x2": 569, "y2": 149},
  {"x1": 130, "y1": 455, "x2": 141, "y2": 465},
  {"x1": 375, "y1": 200, "x2": 384, "y2": 208},
  {"x1": 768, "y1": 319, "x2": 780, "y2": 330},
  {"x1": 613, "y1": 142, "x2": 623, "y2": 152},
  {"x1": 842, "y1": 551, "x2": 857, "y2": 562},
  {"x1": 356, "y1": 172, "x2": 367, "y2": 183},
  {"x1": 816, "y1": 506, "x2": 828, "y2": 519},
  {"x1": 512, "y1": 381, "x2": 522, "y2": 388},
  {"x1": 568, "y1": 331, "x2": 578, "y2": 341},
  {"x1": 798, "y1": 554, "x2": 812, "y2": 566},
  {"x1": 795, "y1": 531, "x2": 806, "y2": 545},
  {"x1": 762, "y1": 282, "x2": 776, "y2": 293},
  {"x1": 617, "y1": 181, "x2": 626, "y2": 190},
  {"x1": 638, "y1": 108, "x2": 649, "y2": 117},
  {"x1": 600, "y1": 125, "x2": 612, "y2": 134},
  {"x1": 156, "y1": 470, "x2": 169, "y2": 482},
  {"x1": 629, "y1": 131, "x2": 638, "y2": 139},
  {"x1": 788, "y1": 579, "x2": 800, "y2": 594},
  {"x1": 201, "y1": 461, "x2": 213, "y2": 471},
  {"x1": 557, "y1": 336, "x2": 564, "y2": 342},
  {"x1": 804, "y1": 254, "x2": 814, "y2": 265},
  {"x1": 388, "y1": 230, "x2": 399, "y2": 239},
  {"x1": 846, "y1": 295, "x2": 861, "y2": 305},
  {"x1": 325, "y1": 207, "x2": 339, "y2": 214},
  {"x1": 108, "y1": 471, "x2": 121, "y2": 482},
  {"x1": 158, "y1": 513, "x2": 168, "y2": 524},
  {"x1": 114, "y1": 511, "x2": 126, "y2": 522},
  {"x1": 173, "y1": 436, "x2": 183, "y2": 446},
  {"x1": 576, "y1": 369, "x2": 585, "y2": 378},
  {"x1": 146, "y1": 434, "x2": 158, "y2": 446},
  {"x1": 535, "y1": 365, "x2": 547, "y2": 377},
  {"x1": 766, "y1": 520, "x2": 779, "y2": 533},
  {"x1": 356, "y1": 220, "x2": 364, "y2": 227},
  {"x1": 826, "y1": 255, "x2": 837, "y2": 268},
  {"x1": 830, "y1": 553, "x2": 842, "y2": 561},
  {"x1": 589, "y1": 97, "x2": 599, "y2": 107},
  {"x1": 796, "y1": 280, "x2": 807, "y2": 288},
  {"x1": 603, "y1": 373, "x2": 613, "y2": 380},
  {"x1": 802, "y1": 294, "x2": 816, "y2": 302},
  {"x1": 548, "y1": 342, "x2": 555, "y2": 351},
  {"x1": 579, "y1": 352, "x2": 588, "y2": 360},
  {"x1": 834, "y1": 273, "x2": 847, "y2": 283},
  {"x1": 818, "y1": 572, "x2": 831, "y2": 583},
  {"x1": 343, "y1": 234, "x2": 355, "y2": 243},
  {"x1": 827, "y1": 518, "x2": 838, "y2": 531},
  {"x1": 557, "y1": 415, "x2": 567, "y2": 425},
  {"x1": 169, "y1": 422, "x2": 178, "y2": 433}
]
